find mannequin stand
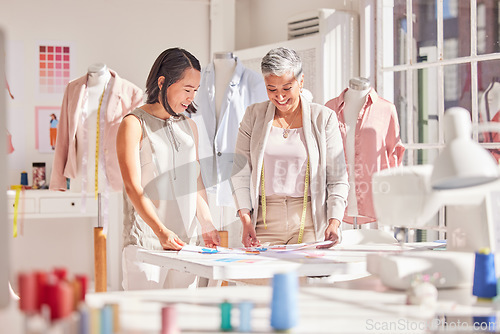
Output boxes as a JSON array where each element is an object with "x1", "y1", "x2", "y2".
[
  {"x1": 94, "y1": 193, "x2": 107, "y2": 292},
  {"x1": 219, "y1": 230, "x2": 229, "y2": 286}
]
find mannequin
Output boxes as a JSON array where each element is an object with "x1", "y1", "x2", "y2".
[
  {"x1": 50, "y1": 63, "x2": 143, "y2": 193},
  {"x1": 73, "y1": 63, "x2": 112, "y2": 193},
  {"x1": 192, "y1": 52, "x2": 268, "y2": 247},
  {"x1": 479, "y1": 78, "x2": 500, "y2": 160},
  {"x1": 214, "y1": 52, "x2": 236, "y2": 125},
  {"x1": 212, "y1": 52, "x2": 236, "y2": 247},
  {"x1": 325, "y1": 77, "x2": 405, "y2": 228},
  {"x1": 343, "y1": 77, "x2": 370, "y2": 224}
]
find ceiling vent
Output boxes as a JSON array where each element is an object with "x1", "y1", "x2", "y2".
[
  {"x1": 237, "y1": 9, "x2": 359, "y2": 104},
  {"x1": 287, "y1": 13, "x2": 320, "y2": 39}
]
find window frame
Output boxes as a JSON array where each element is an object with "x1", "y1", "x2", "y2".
[{"x1": 375, "y1": 0, "x2": 500, "y2": 239}]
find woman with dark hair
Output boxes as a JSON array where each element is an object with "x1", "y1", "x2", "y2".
[{"x1": 117, "y1": 48, "x2": 220, "y2": 290}]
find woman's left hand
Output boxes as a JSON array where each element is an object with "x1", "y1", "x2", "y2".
[
  {"x1": 201, "y1": 223, "x2": 221, "y2": 248},
  {"x1": 318, "y1": 218, "x2": 341, "y2": 248}
]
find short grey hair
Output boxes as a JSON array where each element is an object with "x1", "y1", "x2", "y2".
[{"x1": 261, "y1": 47, "x2": 303, "y2": 80}]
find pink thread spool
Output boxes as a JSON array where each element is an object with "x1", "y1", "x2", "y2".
[
  {"x1": 75, "y1": 274, "x2": 88, "y2": 302},
  {"x1": 34, "y1": 271, "x2": 48, "y2": 312},
  {"x1": 161, "y1": 305, "x2": 179, "y2": 334},
  {"x1": 18, "y1": 272, "x2": 37, "y2": 314}
]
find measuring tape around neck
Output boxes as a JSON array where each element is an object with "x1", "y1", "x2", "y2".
[{"x1": 260, "y1": 159, "x2": 310, "y2": 243}]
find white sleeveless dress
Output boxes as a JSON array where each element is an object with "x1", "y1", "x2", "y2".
[{"x1": 122, "y1": 108, "x2": 200, "y2": 290}]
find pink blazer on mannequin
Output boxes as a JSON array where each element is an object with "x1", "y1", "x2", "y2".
[
  {"x1": 325, "y1": 88, "x2": 405, "y2": 224},
  {"x1": 50, "y1": 69, "x2": 143, "y2": 191}
]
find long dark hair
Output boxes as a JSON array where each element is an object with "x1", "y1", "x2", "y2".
[{"x1": 145, "y1": 48, "x2": 201, "y2": 116}]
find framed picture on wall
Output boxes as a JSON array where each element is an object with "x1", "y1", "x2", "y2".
[{"x1": 35, "y1": 106, "x2": 61, "y2": 153}]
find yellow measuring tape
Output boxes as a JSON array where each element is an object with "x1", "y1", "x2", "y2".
[
  {"x1": 260, "y1": 159, "x2": 310, "y2": 243},
  {"x1": 12, "y1": 185, "x2": 22, "y2": 238},
  {"x1": 95, "y1": 86, "x2": 106, "y2": 200}
]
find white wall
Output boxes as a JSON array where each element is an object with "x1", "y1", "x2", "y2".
[
  {"x1": 234, "y1": 0, "x2": 358, "y2": 50},
  {"x1": 2, "y1": 0, "x2": 372, "y2": 186},
  {"x1": 1, "y1": 0, "x2": 210, "y2": 187},
  {"x1": 233, "y1": 0, "x2": 375, "y2": 82}
]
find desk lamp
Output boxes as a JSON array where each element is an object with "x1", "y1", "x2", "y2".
[{"x1": 369, "y1": 107, "x2": 500, "y2": 289}]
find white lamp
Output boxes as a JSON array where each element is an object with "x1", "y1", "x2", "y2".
[
  {"x1": 430, "y1": 107, "x2": 500, "y2": 189},
  {"x1": 373, "y1": 107, "x2": 500, "y2": 229},
  {"x1": 369, "y1": 107, "x2": 500, "y2": 289}
]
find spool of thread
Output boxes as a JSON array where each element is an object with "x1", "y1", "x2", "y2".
[
  {"x1": 70, "y1": 279, "x2": 82, "y2": 311},
  {"x1": 238, "y1": 301, "x2": 253, "y2": 333},
  {"x1": 220, "y1": 301, "x2": 232, "y2": 332},
  {"x1": 90, "y1": 308, "x2": 101, "y2": 334},
  {"x1": 35, "y1": 271, "x2": 48, "y2": 311},
  {"x1": 473, "y1": 249, "x2": 497, "y2": 299},
  {"x1": 43, "y1": 277, "x2": 59, "y2": 321},
  {"x1": 101, "y1": 305, "x2": 113, "y2": 334},
  {"x1": 110, "y1": 303, "x2": 120, "y2": 333},
  {"x1": 270, "y1": 271, "x2": 299, "y2": 331},
  {"x1": 78, "y1": 304, "x2": 90, "y2": 334},
  {"x1": 473, "y1": 316, "x2": 496, "y2": 332},
  {"x1": 58, "y1": 280, "x2": 74, "y2": 319},
  {"x1": 20, "y1": 171, "x2": 28, "y2": 186},
  {"x1": 53, "y1": 267, "x2": 68, "y2": 281},
  {"x1": 18, "y1": 272, "x2": 37, "y2": 313},
  {"x1": 75, "y1": 274, "x2": 88, "y2": 301},
  {"x1": 161, "y1": 305, "x2": 180, "y2": 334}
]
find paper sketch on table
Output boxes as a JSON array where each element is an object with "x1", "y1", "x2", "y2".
[{"x1": 180, "y1": 241, "x2": 333, "y2": 256}]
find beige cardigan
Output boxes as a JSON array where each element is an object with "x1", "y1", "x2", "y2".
[{"x1": 231, "y1": 98, "x2": 349, "y2": 240}]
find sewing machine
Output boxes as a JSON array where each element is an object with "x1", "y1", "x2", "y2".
[{"x1": 369, "y1": 107, "x2": 500, "y2": 289}]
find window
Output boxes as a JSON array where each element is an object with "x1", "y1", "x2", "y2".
[{"x1": 377, "y1": 0, "x2": 500, "y2": 240}]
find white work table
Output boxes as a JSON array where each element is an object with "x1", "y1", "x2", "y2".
[
  {"x1": 135, "y1": 246, "x2": 369, "y2": 281},
  {"x1": 134, "y1": 236, "x2": 443, "y2": 282},
  {"x1": 82, "y1": 275, "x2": 493, "y2": 334}
]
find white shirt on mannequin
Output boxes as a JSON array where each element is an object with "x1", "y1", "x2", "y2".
[
  {"x1": 73, "y1": 63, "x2": 112, "y2": 193},
  {"x1": 214, "y1": 52, "x2": 236, "y2": 126},
  {"x1": 343, "y1": 77, "x2": 370, "y2": 218}
]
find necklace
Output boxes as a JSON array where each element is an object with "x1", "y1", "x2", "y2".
[{"x1": 276, "y1": 108, "x2": 300, "y2": 139}]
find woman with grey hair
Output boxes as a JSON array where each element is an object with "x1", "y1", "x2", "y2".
[{"x1": 231, "y1": 47, "x2": 349, "y2": 248}]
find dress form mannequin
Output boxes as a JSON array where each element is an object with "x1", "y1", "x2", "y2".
[
  {"x1": 193, "y1": 53, "x2": 267, "y2": 247},
  {"x1": 211, "y1": 52, "x2": 237, "y2": 248},
  {"x1": 479, "y1": 78, "x2": 500, "y2": 160},
  {"x1": 72, "y1": 63, "x2": 112, "y2": 193},
  {"x1": 214, "y1": 52, "x2": 236, "y2": 126},
  {"x1": 343, "y1": 77, "x2": 370, "y2": 228}
]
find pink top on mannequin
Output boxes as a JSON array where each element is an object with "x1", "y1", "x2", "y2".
[
  {"x1": 50, "y1": 66, "x2": 144, "y2": 191},
  {"x1": 325, "y1": 78, "x2": 405, "y2": 225}
]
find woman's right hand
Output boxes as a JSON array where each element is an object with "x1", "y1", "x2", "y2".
[
  {"x1": 239, "y1": 209, "x2": 260, "y2": 247},
  {"x1": 157, "y1": 227, "x2": 185, "y2": 250}
]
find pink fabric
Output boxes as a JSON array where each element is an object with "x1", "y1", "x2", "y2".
[
  {"x1": 325, "y1": 88, "x2": 405, "y2": 224},
  {"x1": 50, "y1": 69, "x2": 144, "y2": 191},
  {"x1": 484, "y1": 110, "x2": 500, "y2": 162},
  {"x1": 263, "y1": 126, "x2": 308, "y2": 197}
]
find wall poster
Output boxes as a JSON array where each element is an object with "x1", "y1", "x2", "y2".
[
  {"x1": 36, "y1": 42, "x2": 75, "y2": 97},
  {"x1": 35, "y1": 106, "x2": 60, "y2": 153}
]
